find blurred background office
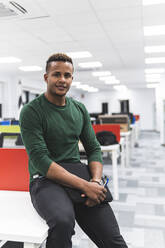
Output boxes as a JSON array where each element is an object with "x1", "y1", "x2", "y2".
[{"x1": 0, "y1": 1, "x2": 165, "y2": 248}]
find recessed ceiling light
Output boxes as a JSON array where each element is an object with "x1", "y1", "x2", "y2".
[
  {"x1": 144, "y1": 25, "x2": 165, "y2": 36},
  {"x1": 145, "y1": 46, "x2": 165, "y2": 53},
  {"x1": 145, "y1": 78, "x2": 160, "y2": 82},
  {"x1": 143, "y1": 0, "x2": 165, "y2": 5},
  {"x1": 75, "y1": 84, "x2": 98, "y2": 92},
  {"x1": 99, "y1": 76, "x2": 116, "y2": 81},
  {"x1": 88, "y1": 87, "x2": 99, "y2": 93},
  {"x1": 145, "y1": 68, "x2": 165, "y2": 73},
  {"x1": 66, "y1": 51, "x2": 92, "y2": 59},
  {"x1": 147, "y1": 83, "x2": 159, "y2": 88},
  {"x1": 105, "y1": 79, "x2": 120, "y2": 85},
  {"x1": 78, "y1": 61, "x2": 102, "y2": 68},
  {"x1": 92, "y1": 71, "x2": 111, "y2": 77},
  {"x1": 0, "y1": 57, "x2": 22, "y2": 63},
  {"x1": 145, "y1": 73, "x2": 161, "y2": 79},
  {"x1": 113, "y1": 85, "x2": 127, "y2": 91},
  {"x1": 72, "y1": 81, "x2": 81, "y2": 86},
  {"x1": 145, "y1": 57, "x2": 165, "y2": 64},
  {"x1": 19, "y1": 66, "x2": 42, "y2": 71},
  {"x1": 76, "y1": 84, "x2": 89, "y2": 90}
]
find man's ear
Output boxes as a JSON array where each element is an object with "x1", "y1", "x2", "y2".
[{"x1": 44, "y1": 73, "x2": 48, "y2": 83}]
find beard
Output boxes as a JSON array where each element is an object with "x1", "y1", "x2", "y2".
[{"x1": 49, "y1": 86, "x2": 69, "y2": 97}]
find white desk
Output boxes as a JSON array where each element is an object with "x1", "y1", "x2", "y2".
[
  {"x1": 0, "y1": 191, "x2": 48, "y2": 248},
  {"x1": 120, "y1": 131, "x2": 131, "y2": 167},
  {"x1": 79, "y1": 143, "x2": 120, "y2": 201}
]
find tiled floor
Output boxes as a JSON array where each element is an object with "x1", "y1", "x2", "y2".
[
  {"x1": 2, "y1": 131, "x2": 165, "y2": 247},
  {"x1": 73, "y1": 131, "x2": 165, "y2": 248}
]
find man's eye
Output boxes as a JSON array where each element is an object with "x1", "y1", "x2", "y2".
[
  {"x1": 54, "y1": 73, "x2": 60, "y2": 77},
  {"x1": 65, "y1": 74, "x2": 71, "y2": 78}
]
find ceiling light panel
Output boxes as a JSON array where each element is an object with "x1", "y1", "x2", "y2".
[
  {"x1": 145, "y1": 73, "x2": 161, "y2": 79},
  {"x1": 144, "y1": 25, "x2": 165, "y2": 36},
  {"x1": 76, "y1": 84, "x2": 98, "y2": 92},
  {"x1": 147, "y1": 83, "x2": 159, "y2": 88},
  {"x1": 113, "y1": 85, "x2": 127, "y2": 91},
  {"x1": 92, "y1": 71, "x2": 111, "y2": 77},
  {"x1": 78, "y1": 61, "x2": 102, "y2": 68},
  {"x1": 145, "y1": 46, "x2": 165, "y2": 53},
  {"x1": 145, "y1": 57, "x2": 165, "y2": 64},
  {"x1": 145, "y1": 78, "x2": 160, "y2": 82},
  {"x1": 87, "y1": 87, "x2": 99, "y2": 93},
  {"x1": 143, "y1": 0, "x2": 165, "y2": 5},
  {"x1": 145, "y1": 68, "x2": 165, "y2": 73},
  {"x1": 71, "y1": 81, "x2": 81, "y2": 86},
  {"x1": 19, "y1": 66, "x2": 42, "y2": 71},
  {"x1": 105, "y1": 80, "x2": 120, "y2": 85},
  {"x1": 99, "y1": 76, "x2": 116, "y2": 81},
  {"x1": 66, "y1": 51, "x2": 92, "y2": 59},
  {"x1": 0, "y1": 57, "x2": 21, "y2": 63}
]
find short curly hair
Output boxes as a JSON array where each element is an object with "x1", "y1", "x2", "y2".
[{"x1": 46, "y1": 53, "x2": 73, "y2": 72}]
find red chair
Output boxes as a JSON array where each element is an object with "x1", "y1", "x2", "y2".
[
  {"x1": 134, "y1": 115, "x2": 140, "y2": 121},
  {"x1": 92, "y1": 124, "x2": 120, "y2": 143},
  {"x1": 0, "y1": 148, "x2": 29, "y2": 191}
]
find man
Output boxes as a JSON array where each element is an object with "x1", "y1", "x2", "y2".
[{"x1": 19, "y1": 53, "x2": 128, "y2": 248}]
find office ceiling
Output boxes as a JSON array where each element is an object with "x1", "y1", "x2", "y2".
[{"x1": 0, "y1": 0, "x2": 165, "y2": 92}]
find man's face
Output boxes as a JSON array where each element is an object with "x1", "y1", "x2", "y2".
[{"x1": 44, "y1": 61, "x2": 73, "y2": 97}]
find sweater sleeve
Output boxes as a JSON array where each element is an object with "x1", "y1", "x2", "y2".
[
  {"x1": 79, "y1": 104, "x2": 103, "y2": 164},
  {"x1": 19, "y1": 104, "x2": 53, "y2": 176}
]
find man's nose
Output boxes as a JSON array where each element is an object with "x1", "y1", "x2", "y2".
[{"x1": 59, "y1": 75, "x2": 65, "y2": 82}]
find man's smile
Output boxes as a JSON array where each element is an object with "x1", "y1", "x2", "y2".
[{"x1": 55, "y1": 85, "x2": 67, "y2": 90}]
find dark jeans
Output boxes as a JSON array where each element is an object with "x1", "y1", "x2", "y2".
[{"x1": 30, "y1": 177, "x2": 128, "y2": 248}]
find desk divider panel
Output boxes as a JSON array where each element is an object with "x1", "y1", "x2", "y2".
[
  {"x1": 0, "y1": 148, "x2": 29, "y2": 191},
  {"x1": 0, "y1": 125, "x2": 20, "y2": 133}
]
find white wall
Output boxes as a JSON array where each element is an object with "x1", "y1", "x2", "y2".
[
  {"x1": 0, "y1": 77, "x2": 46, "y2": 119},
  {"x1": 0, "y1": 77, "x2": 18, "y2": 119},
  {"x1": 0, "y1": 83, "x2": 2, "y2": 103},
  {"x1": 73, "y1": 88, "x2": 155, "y2": 130},
  {"x1": 0, "y1": 77, "x2": 156, "y2": 131}
]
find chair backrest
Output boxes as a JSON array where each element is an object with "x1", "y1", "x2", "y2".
[
  {"x1": 92, "y1": 124, "x2": 120, "y2": 143},
  {"x1": 134, "y1": 115, "x2": 140, "y2": 121},
  {"x1": 0, "y1": 148, "x2": 29, "y2": 191}
]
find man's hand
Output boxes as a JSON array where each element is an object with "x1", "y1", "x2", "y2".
[
  {"x1": 81, "y1": 181, "x2": 107, "y2": 206},
  {"x1": 83, "y1": 198, "x2": 98, "y2": 207}
]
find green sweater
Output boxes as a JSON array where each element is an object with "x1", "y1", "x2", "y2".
[{"x1": 19, "y1": 94, "x2": 102, "y2": 182}]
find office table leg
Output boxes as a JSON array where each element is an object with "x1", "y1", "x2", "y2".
[
  {"x1": 120, "y1": 143, "x2": 125, "y2": 169},
  {"x1": 24, "y1": 243, "x2": 40, "y2": 248},
  {"x1": 125, "y1": 136, "x2": 130, "y2": 167},
  {"x1": 131, "y1": 129, "x2": 134, "y2": 148},
  {"x1": 111, "y1": 149, "x2": 119, "y2": 201}
]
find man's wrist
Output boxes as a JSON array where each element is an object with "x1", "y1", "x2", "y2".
[{"x1": 90, "y1": 178, "x2": 102, "y2": 185}]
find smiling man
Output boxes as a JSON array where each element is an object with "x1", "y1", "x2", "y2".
[{"x1": 19, "y1": 53, "x2": 128, "y2": 248}]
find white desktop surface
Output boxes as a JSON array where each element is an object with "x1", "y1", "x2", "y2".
[
  {"x1": 100, "y1": 144, "x2": 119, "y2": 151},
  {"x1": 79, "y1": 142, "x2": 119, "y2": 152},
  {"x1": 120, "y1": 131, "x2": 131, "y2": 137},
  {"x1": 0, "y1": 190, "x2": 48, "y2": 244}
]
